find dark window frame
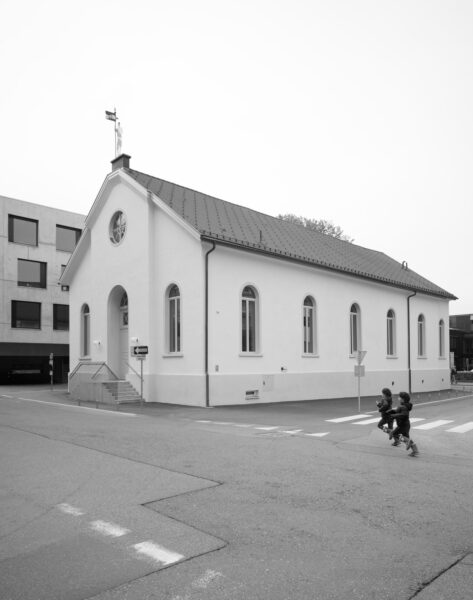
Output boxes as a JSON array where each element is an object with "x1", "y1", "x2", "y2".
[
  {"x1": 17, "y1": 259, "x2": 47, "y2": 288},
  {"x1": 56, "y1": 224, "x2": 81, "y2": 252},
  {"x1": 53, "y1": 304, "x2": 69, "y2": 331},
  {"x1": 8, "y1": 214, "x2": 38, "y2": 246},
  {"x1": 11, "y1": 300, "x2": 41, "y2": 329}
]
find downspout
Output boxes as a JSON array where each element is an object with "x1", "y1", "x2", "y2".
[
  {"x1": 205, "y1": 242, "x2": 216, "y2": 407},
  {"x1": 407, "y1": 291, "x2": 417, "y2": 394}
]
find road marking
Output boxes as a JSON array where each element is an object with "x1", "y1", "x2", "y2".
[
  {"x1": 196, "y1": 420, "x2": 212, "y2": 423},
  {"x1": 352, "y1": 417, "x2": 380, "y2": 425},
  {"x1": 413, "y1": 419, "x2": 454, "y2": 430},
  {"x1": 409, "y1": 418, "x2": 426, "y2": 423},
  {"x1": 90, "y1": 520, "x2": 130, "y2": 537},
  {"x1": 12, "y1": 397, "x2": 136, "y2": 416},
  {"x1": 255, "y1": 426, "x2": 279, "y2": 430},
  {"x1": 326, "y1": 414, "x2": 370, "y2": 423},
  {"x1": 447, "y1": 422, "x2": 473, "y2": 433},
  {"x1": 281, "y1": 429, "x2": 303, "y2": 434},
  {"x1": 133, "y1": 541, "x2": 184, "y2": 565},
  {"x1": 305, "y1": 432, "x2": 330, "y2": 437},
  {"x1": 57, "y1": 503, "x2": 84, "y2": 516},
  {"x1": 192, "y1": 569, "x2": 223, "y2": 589}
]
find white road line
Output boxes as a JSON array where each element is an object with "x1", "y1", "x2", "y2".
[
  {"x1": 13, "y1": 397, "x2": 136, "y2": 416},
  {"x1": 196, "y1": 420, "x2": 212, "y2": 423},
  {"x1": 255, "y1": 426, "x2": 279, "y2": 431},
  {"x1": 57, "y1": 503, "x2": 84, "y2": 516},
  {"x1": 305, "y1": 432, "x2": 330, "y2": 437},
  {"x1": 232, "y1": 423, "x2": 255, "y2": 428},
  {"x1": 326, "y1": 414, "x2": 370, "y2": 423},
  {"x1": 413, "y1": 419, "x2": 454, "y2": 430},
  {"x1": 90, "y1": 520, "x2": 130, "y2": 537},
  {"x1": 447, "y1": 422, "x2": 473, "y2": 433},
  {"x1": 409, "y1": 418, "x2": 426, "y2": 423},
  {"x1": 352, "y1": 417, "x2": 380, "y2": 425},
  {"x1": 281, "y1": 429, "x2": 303, "y2": 434},
  {"x1": 133, "y1": 541, "x2": 184, "y2": 565}
]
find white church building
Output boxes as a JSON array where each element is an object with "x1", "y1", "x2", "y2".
[{"x1": 62, "y1": 154, "x2": 456, "y2": 406}]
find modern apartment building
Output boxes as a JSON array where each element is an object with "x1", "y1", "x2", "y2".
[{"x1": 0, "y1": 195, "x2": 85, "y2": 383}]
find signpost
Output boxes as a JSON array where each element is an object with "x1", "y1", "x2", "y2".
[
  {"x1": 355, "y1": 350, "x2": 367, "y2": 412},
  {"x1": 130, "y1": 346, "x2": 148, "y2": 404},
  {"x1": 49, "y1": 353, "x2": 54, "y2": 390}
]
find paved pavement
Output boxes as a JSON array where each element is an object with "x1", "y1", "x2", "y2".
[{"x1": 1, "y1": 383, "x2": 473, "y2": 599}]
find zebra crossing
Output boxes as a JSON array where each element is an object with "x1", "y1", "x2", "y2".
[
  {"x1": 326, "y1": 414, "x2": 473, "y2": 435},
  {"x1": 194, "y1": 414, "x2": 473, "y2": 439}
]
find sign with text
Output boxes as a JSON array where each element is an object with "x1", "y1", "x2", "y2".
[{"x1": 131, "y1": 345, "x2": 148, "y2": 356}]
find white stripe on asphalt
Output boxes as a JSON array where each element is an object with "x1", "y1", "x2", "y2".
[
  {"x1": 409, "y1": 418, "x2": 426, "y2": 423},
  {"x1": 305, "y1": 432, "x2": 330, "y2": 437},
  {"x1": 446, "y1": 422, "x2": 473, "y2": 433},
  {"x1": 13, "y1": 397, "x2": 136, "y2": 416},
  {"x1": 57, "y1": 503, "x2": 84, "y2": 516},
  {"x1": 326, "y1": 414, "x2": 370, "y2": 423},
  {"x1": 133, "y1": 541, "x2": 184, "y2": 565},
  {"x1": 281, "y1": 429, "x2": 303, "y2": 434},
  {"x1": 255, "y1": 426, "x2": 279, "y2": 430},
  {"x1": 90, "y1": 520, "x2": 130, "y2": 537},
  {"x1": 413, "y1": 420, "x2": 454, "y2": 430},
  {"x1": 352, "y1": 417, "x2": 381, "y2": 425}
]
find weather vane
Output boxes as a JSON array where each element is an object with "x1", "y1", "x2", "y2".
[{"x1": 105, "y1": 108, "x2": 123, "y2": 156}]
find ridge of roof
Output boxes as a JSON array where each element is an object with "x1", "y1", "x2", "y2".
[{"x1": 125, "y1": 168, "x2": 456, "y2": 300}]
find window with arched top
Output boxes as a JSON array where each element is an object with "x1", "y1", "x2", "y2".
[
  {"x1": 303, "y1": 296, "x2": 316, "y2": 354},
  {"x1": 241, "y1": 285, "x2": 258, "y2": 353},
  {"x1": 386, "y1": 309, "x2": 396, "y2": 356},
  {"x1": 418, "y1": 314, "x2": 426, "y2": 357},
  {"x1": 439, "y1": 319, "x2": 445, "y2": 358},
  {"x1": 81, "y1": 304, "x2": 90, "y2": 357},
  {"x1": 350, "y1": 303, "x2": 361, "y2": 355},
  {"x1": 167, "y1": 284, "x2": 181, "y2": 353}
]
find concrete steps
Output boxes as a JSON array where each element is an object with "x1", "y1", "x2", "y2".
[{"x1": 102, "y1": 380, "x2": 142, "y2": 405}]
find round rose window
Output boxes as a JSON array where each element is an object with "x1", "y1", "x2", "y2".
[{"x1": 109, "y1": 211, "x2": 126, "y2": 245}]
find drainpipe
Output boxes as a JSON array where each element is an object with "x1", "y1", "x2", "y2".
[
  {"x1": 407, "y1": 291, "x2": 417, "y2": 394},
  {"x1": 205, "y1": 242, "x2": 216, "y2": 407}
]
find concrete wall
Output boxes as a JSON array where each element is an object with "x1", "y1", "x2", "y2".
[{"x1": 0, "y1": 194, "x2": 85, "y2": 350}]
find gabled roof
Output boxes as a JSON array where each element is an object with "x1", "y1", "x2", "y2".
[{"x1": 126, "y1": 168, "x2": 456, "y2": 300}]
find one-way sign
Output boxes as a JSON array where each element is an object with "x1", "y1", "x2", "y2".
[{"x1": 131, "y1": 345, "x2": 148, "y2": 356}]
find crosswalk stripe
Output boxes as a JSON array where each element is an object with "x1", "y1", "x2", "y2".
[
  {"x1": 326, "y1": 414, "x2": 370, "y2": 423},
  {"x1": 305, "y1": 432, "x2": 330, "y2": 437},
  {"x1": 255, "y1": 426, "x2": 279, "y2": 430},
  {"x1": 446, "y1": 422, "x2": 473, "y2": 433},
  {"x1": 413, "y1": 420, "x2": 454, "y2": 430},
  {"x1": 409, "y1": 418, "x2": 425, "y2": 423},
  {"x1": 281, "y1": 429, "x2": 303, "y2": 434},
  {"x1": 352, "y1": 418, "x2": 381, "y2": 425}
]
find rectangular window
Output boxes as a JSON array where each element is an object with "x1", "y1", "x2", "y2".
[
  {"x1": 8, "y1": 215, "x2": 38, "y2": 246},
  {"x1": 11, "y1": 301, "x2": 41, "y2": 329},
  {"x1": 56, "y1": 225, "x2": 81, "y2": 252},
  {"x1": 53, "y1": 304, "x2": 69, "y2": 331},
  {"x1": 18, "y1": 259, "x2": 47, "y2": 288}
]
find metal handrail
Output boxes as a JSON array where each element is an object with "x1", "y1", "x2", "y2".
[
  {"x1": 125, "y1": 361, "x2": 142, "y2": 381},
  {"x1": 91, "y1": 362, "x2": 120, "y2": 380}
]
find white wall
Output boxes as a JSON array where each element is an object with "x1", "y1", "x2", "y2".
[{"x1": 206, "y1": 246, "x2": 450, "y2": 405}]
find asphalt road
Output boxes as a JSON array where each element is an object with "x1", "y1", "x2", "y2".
[{"x1": 1, "y1": 385, "x2": 472, "y2": 600}]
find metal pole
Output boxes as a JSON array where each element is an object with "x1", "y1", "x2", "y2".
[
  {"x1": 140, "y1": 359, "x2": 143, "y2": 406},
  {"x1": 357, "y1": 370, "x2": 361, "y2": 412},
  {"x1": 114, "y1": 107, "x2": 117, "y2": 156}
]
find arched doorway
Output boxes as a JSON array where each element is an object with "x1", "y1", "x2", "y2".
[{"x1": 107, "y1": 286, "x2": 129, "y2": 378}]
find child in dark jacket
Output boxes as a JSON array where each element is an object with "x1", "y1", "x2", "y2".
[
  {"x1": 376, "y1": 387, "x2": 394, "y2": 434},
  {"x1": 387, "y1": 392, "x2": 419, "y2": 457}
]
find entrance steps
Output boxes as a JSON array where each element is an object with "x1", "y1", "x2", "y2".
[{"x1": 102, "y1": 380, "x2": 142, "y2": 406}]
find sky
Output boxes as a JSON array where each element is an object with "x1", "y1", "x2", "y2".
[{"x1": 1, "y1": 0, "x2": 472, "y2": 314}]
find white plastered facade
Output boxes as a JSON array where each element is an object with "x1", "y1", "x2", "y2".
[{"x1": 66, "y1": 170, "x2": 451, "y2": 406}]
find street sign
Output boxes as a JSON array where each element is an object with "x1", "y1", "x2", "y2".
[
  {"x1": 354, "y1": 365, "x2": 365, "y2": 377},
  {"x1": 131, "y1": 345, "x2": 148, "y2": 356},
  {"x1": 357, "y1": 350, "x2": 367, "y2": 365}
]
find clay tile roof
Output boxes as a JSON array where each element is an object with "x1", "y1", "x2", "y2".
[{"x1": 126, "y1": 168, "x2": 456, "y2": 300}]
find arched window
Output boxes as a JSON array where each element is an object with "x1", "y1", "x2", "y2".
[
  {"x1": 168, "y1": 285, "x2": 181, "y2": 353},
  {"x1": 350, "y1": 303, "x2": 361, "y2": 355},
  {"x1": 418, "y1": 314, "x2": 426, "y2": 357},
  {"x1": 386, "y1": 309, "x2": 396, "y2": 356},
  {"x1": 439, "y1": 319, "x2": 445, "y2": 358},
  {"x1": 81, "y1": 304, "x2": 90, "y2": 357},
  {"x1": 303, "y1": 296, "x2": 316, "y2": 354},
  {"x1": 241, "y1": 285, "x2": 257, "y2": 353}
]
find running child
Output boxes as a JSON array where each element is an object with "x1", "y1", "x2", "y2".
[{"x1": 387, "y1": 391, "x2": 419, "y2": 457}]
